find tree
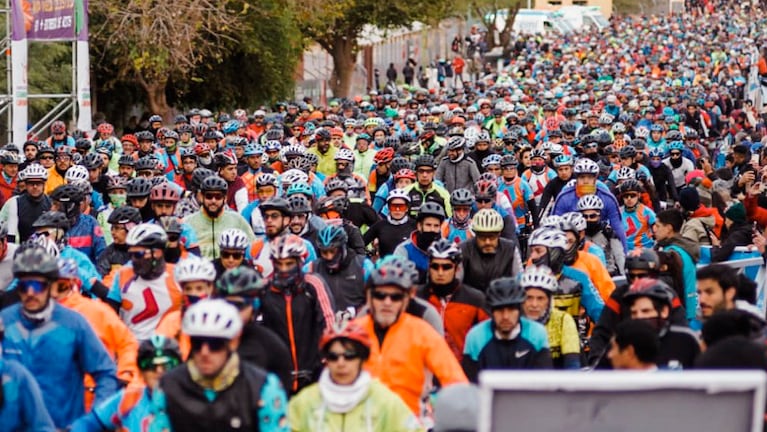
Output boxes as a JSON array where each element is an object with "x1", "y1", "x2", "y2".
[
  {"x1": 294, "y1": 0, "x2": 449, "y2": 97},
  {"x1": 471, "y1": 0, "x2": 524, "y2": 58},
  {"x1": 89, "y1": 0, "x2": 245, "y2": 119}
]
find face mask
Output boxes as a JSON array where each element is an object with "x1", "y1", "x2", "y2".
[
  {"x1": 165, "y1": 247, "x2": 181, "y2": 263},
  {"x1": 273, "y1": 265, "x2": 302, "y2": 290},
  {"x1": 576, "y1": 184, "x2": 596, "y2": 196},
  {"x1": 322, "y1": 246, "x2": 346, "y2": 271},
  {"x1": 432, "y1": 278, "x2": 459, "y2": 298},
  {"x1": 200, "y1": 156, "x2": 212, "y2": 165},
  {"x1": 649, "y1": 159, "x2": 662, "y2": 168},
  {"x1": 670, "y1": 157, "x2": 683, "y2": 168},
  {"x1": 416, "y1": 231, "x2": 440, "y2": 250},
  {"x1": 109, "y1": 193, "x2": 127, "y2": 207},
  {"x1": 531, "y1": 162, "x2": 546, "y2": 173},
  {"x1": 635, "y1": 316, "x2": 667, "y2": 333},
  {"x1": 585, "y1": 221, "x2": 602, "y2": 236},
  {"x1": 133, "y1": 255, "x2": 166, "y2": 280}
]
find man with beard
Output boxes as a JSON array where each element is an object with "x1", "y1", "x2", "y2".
[
  {"x1": 647, "y1": 147, "x2": 679, "y2": 205},
  {"x1": 107, "y1": 223, "x2": 182, "y2": 340},
  {"x1": 214, "y1": 150, "x2": 248, "y2": 212},
  {"x1": 50, "y1": 183, "x2": 106, "y2": 263},
  {"x1": 623, "y1": 278, "x2": 700, "y2": 369},
  {"x1": 6, "y1": 164, "x2": 51, "y2": 243},
  {"x1": 45, "y1": 145, "x2": 74, "y2": 195},
  {"x1": 148, "y1": 182, "x2": 200, "y2": 257},
  {"x1": 307, "y1": 129, "x2": 337, "y2": 177},
  {"x1": 696, "y1": 264, "x2": 739, "y2": 320},
  {"x1": 253, "y1": 197, "x2": 318, "y2": 279},
  {"x1": 460, "y1": 208, "x2": 521, "y2": 292},
  {"x1": 2, "y1": 245, "x2": 117, "y2": 428},
  {"x1": 183, "y1": 175, "x2": 254, "y2": 260},
  {"x1": 436, "y1": 136, "x2": 480, "y2": 192}
]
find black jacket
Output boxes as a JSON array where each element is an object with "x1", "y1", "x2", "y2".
[
  {"x1": 711, "y1": 222, "x2": 753, "y2": 262},
  {"x1": 239, "y1": 321, "x2": 293, "y2": 392},
  {"x1": 363, "y1": 218, "x2": 416, "y2": 256},
  {"x1": 460, "y1": 237, "x2": 520, "y2": 292}
]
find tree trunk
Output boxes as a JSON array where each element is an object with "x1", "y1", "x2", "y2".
[
  {"x1": 139, "y1": 75, "x2": 172, "y2": 122},
  {"x1": 328, "y1": 36, "x2": 357, "y2": 98}
]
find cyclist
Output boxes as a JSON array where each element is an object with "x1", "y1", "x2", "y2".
[
  {"x1": 619, "y1": 179, "x2": 657, "y2": 251},
  {"x1": 2, "y1": 245, "x2": 118, "y2": 428},
  {"x1": 394, "y1": 202, "x2": 446, "y2": 284},
  {"x1": 420, "y1": 239, "x2": 488, "y2": 361},
  {"x1": 148, "y1": 182, "x2": 201, "y2": 256},
  {"x1": 97, "y1": 206, "x2": 141, "y2": 286},
  {"x1": 71, "y1": 335, "x2": 181, "y2": 432},
  {"x1": 559, "y1": 212, "x2": 615, "y2": 300},
  {"x1": 2, "y1": 163, "x2": 51, "y2": 243},
  {"x1": 159, "y1": 299, "x2": 289, "y2": 431},
  {"x1": 404, "y1": 154, "x2": 451, "y2": 217},
  {"x1": 364, "y1": 188, "x2": 416, "y2": 256},
  {"x1": 537, "y1": 154, "x2": 573, "y2": 220},
  {"x1": 463, "y1": 277, "x2": 552, "y2": 382},
  {"x1": 520, "y1": 265, "x2": 580, "y2": 369},
  {"x1": 441, "y1": 188, "x2": 475, "y2": 243},
  {"x1": 174, "y1": 167, "x2": 214, "y2": 219},
  {"x1": 289, "y1": 319, "x2": 423, "y2": 432},
  {"x1": 578, "y1": 194, "x2": 625, "y2": 276},
  {"x1": 50, "y1": 183, "x2": 106, "y2": 263},
  {"x1": 460, "y1": 208, "x2": 522, "y2": 291},
  {"x1": 216, "y1": 267, "x2": 292, "y2": 391},
  {"x1": 0, "y1": 222, "x2": 17, "y2": 293},
  {"x1": 435, "y1": 136, "x2": 480, "y2": 192},
  {"x1": 497, "y1": 154, "x2": 537, "y2": 228},
  {"x1": 521, "y1": 149, "x2": 556, "y2": 204}
]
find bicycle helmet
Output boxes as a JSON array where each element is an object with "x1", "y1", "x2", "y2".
[
  {"x1": 384, "y1": 136, "x2": 401, "y2": 148},
  {"x1": 539, "y1": 215, "x2": 562, "y2": 228},
  {"x1": 13, "y1": 246, "x2": 59, "y2": 280},
  {"x1": 472, "y1": 208, "x2": 504, "y2": 233},
  {"x1": 287, "y1": 194, "x2": 312, "y2": 214},
  {"x1": 175, "y1": 255, "x2": 217, "y2": 283},
  {"x1": 33, "y1": 211, "x2": 70, "y2": 230},
  {"x1": 368, "y1": 262, "x2": 412, "y2": 290},
  {"x1": 58, "y1": 258, "x2": 79, "y2": 280},
  {"x1": 623, "y1": 278, "x2": 674, "y2": 308},
  {"x1": 135, "y1": 156, "x2": 159, "y2": 173},
  {"x1": 648, "y1": 147, "x2": 665, "y2": 159},
  {"x1": 666, "y1": 130, "x2": 683, "y2": 141},
  {"x1": 576, "y1": 194, "x2": 604, "y2": 211},
  {"x1": 416, "y1": 202, "x2": 446, "y2": 222},
  {"x1": 619, "y1": 145, "x2": 637, "y2": 159},
  {"x1": 216, "y1": 266, "x2": 270, "y2": 298},
  {"x1": 256, "y1": 172, "x2": 278, "y2": 188},
  {"x1": 137, "y1": 335, "x2": 182, "y2": 371},
  {"x1": 667, "y1": 141, "x2": 685, "y2": 152},
  {"x1": 126, "y1": 223, "x2": 168, "y2": 249},
  {"x1": 65, "y1": 165, "x2": 89, "y2": 183},
  {"x1": 319, "y1": 319, "x2": 372, "y2": 355},
  {"x1": 374, "y1": 148, "x2": 395, "y2": 164},
  {"x1": 215, "y1": 228, "x2": 248, "y2": 251},
  {"x1": 473, "y1": 179, "x2": 497, "y2": 199},
  {"x1": 616, "y1": 166, "x2": 636, "y2": 181},
  {"x1": 450, "y1": 188, "x2": 475, "y2": 207},
  {"x1": 427, "y1": 238, "x2": 462, "y2": 262},
  {"x1": 281, "y1": 169, "x2": 308, "y2": 185},
  {"x1": 617, "y1": 179, "x2": 643, "y2": 195},
  {"x1": 117, "y1": 155, "x2": 135, "y2": 167},
  {"x1": 393, "y1": 169, "x2": 415, "y2": 181},
  {"x1": 520, "y1": 265, "x2": 558, "y2": 293},
  {"x1": 413, "y1": 154, "x2": 435, "y2": 169},
  {"x1": 50, "y1": 120, "x2": 66, "y2": 134},
  {"x1": 486, "y1": 277, "x2": 526, "y2": 308},
  {"x1": 285, "y1": 182, "x2": 312, "y2": 198},
  {"x1": 446, "y1": 136, "x2": 466, "y2": 150},
  {"x1": 318, "y1": 225, "x2": 348, "y2": 250},
  {"x1": 50, "y1": 184, "x2": 83, "y2": 203},
  {"x1": 106, "y1": 175, "x2": 128, "y2": 191},
  {"x1": 200, "y1": 175, "x2": 228, "y2": 192},
  {"x1": 260, "y1": 197, "x2": 291, "y2": 215},
  {"x1": 183, "y1": 299, "x2": 242, "y2": 339},
  {"x1": 530, "y1": 149, "x2": 546, "y2": 160},
  {"x1": 270, "y1": 234, "x2": 307, "y2": 261},
  {"x1": 611, "y1": 122, "x2": 627, "y2": 134},
  {"x1": 150, "y1": 182, "x2": 180, "y2": 202},
  {"x1": 126, "y1": 178, "x2": 151, "y2": 199},
  {"x1": 243, "y1": 143, "x2": 264, "y2": 157},
  {"x1": 22, "y1": 164, "x2": 49, "y2": 181},
  {"x1": 625, "y1": 248, "x2": 661, "y2": 272},
  {"x1": 500, "y1": 155, "x2": 518, "y2": 168},
  {"x1": 476, "y1": 130, "x2": 491, "y2": 143},
  {"x1": 325, "y1": 177, "x2": 349, "y2": 194},
  {"x1": 553, "y1": 154, "x2": 574, "y2": 167},
  {"x1": 386, "y1": 188, "x2": 411, "y2": 204},
  {"x1": 334, "y1": 148, "x2": 355, "y2": 162},
  {"x1": 315, "y1": 196, "x2": 347, "y2": 215},
  {"x1": 107, "y1": 206, "x2": 141, "y2": 225},
  {"x1": 481, "y1": 154, "x2": 502, "y2": 168},
  {"x1": 573, "y1": 158, "x2": 599, "y2": 175},
  {"x1": 560, "y1": 212, "x2": 587, "y2": 233},
  {"x1": 529, "y1": 227, "x2": 568, "y2": 249}
]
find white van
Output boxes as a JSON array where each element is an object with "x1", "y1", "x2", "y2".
[
  {"x1": 502, "y1": 9, "x2": 573, "y2": 35},
  {"x1": 556, "y1": 6, "x2": 609, "y2": 31}
]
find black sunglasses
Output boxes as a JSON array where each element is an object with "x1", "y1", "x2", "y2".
[
  {"x1": 430, "y1": 263, "x2": 455, "y2": 271},
  {"x1": 221, "y1": 251, "x2": 244, "y2": 260},
  {"x1": 190, "y1": 337, "x2": 229, "y2": 352},
  {"x1": 325, "y1": 351, "x2": 361, "y2": 362},
  {"x1": 371, "y1": 291, "x2": 406, "y2": 301}
]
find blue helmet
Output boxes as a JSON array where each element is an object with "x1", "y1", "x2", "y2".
[
  {"x1": 222, "y1": 120, "x2": 241, "y2": 134},
  {"x1": 650, "y1": 124, "x2": 664, "y2": 132},
  {"x1": 553, "y1": 154, "x2": 574, "y2": 167},
  {"x1": 318, "y1": 225, "x2": 347, "y2": 250},
  {"x1": 667, "y1": 141, "x2": 685, "y2": 152},
  {"x1": 286, "y1": 182, "x2": 313, "y2": 198},
  {"x1": 243, "y1": 143, "x2": 264, "y2": 156},
  {"x1": 649, "y1": 147, "x2": 665, "y2": 158}
]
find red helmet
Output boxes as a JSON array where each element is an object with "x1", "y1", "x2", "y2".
[
  {"x1": 319, "y1": 319, "x2": 371, "y2": 352},
  {"x1": 121, "y1": 134, "x2": 138, "y2": 146},
  {"x1": 149, "y1": 182, "x2": 180, "y2": 203},
  {"x1": 51, "y1": 120, "x2": 66, "y2": 134},
  {"x1": 97, "y1": 123, "x2": 114, "y2": 134},
  {"x1": 394, "y1": 168, "x2": 416, "y2": 181},
  {"x1": 194, "y1": 142, "x2": 211, "y2": 156},
  {"x1": 374, "y1": 147, "x2": 395, "y2": 164}
]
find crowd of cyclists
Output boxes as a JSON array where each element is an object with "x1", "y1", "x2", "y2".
[{"x1": 3, "y1": 2, "x2": 767, "y2": 431}]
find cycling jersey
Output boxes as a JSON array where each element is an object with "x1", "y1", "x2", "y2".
[
  {"x1": 68, "y1": 213, "x2": 107, "y2": 263},
  {"x1": 544, "y1": 308, "x2": 581, "y2": 369},
  {"x1": 183, "y1": 209, "x2": 256, "y2": 259},
  {"x1": 0, "y1": 357, "x2": 56, "y2": 431},
  {"x1": 419, "y1": 283, "x2": 489, "y2": 360},
  {"x1": 521, "y1": 167, "x2": 556, "y2": 200},
  {"x1": 498, "y1": 176, "x2": 534, "y2": 226},
  {"x1": 622, "y1": 203, "x2": 657, "y2": 251},
  {"x1": 441, "y1": 219, "x2": 474, "y2": 244},
  {"x1": 71, "y1": 385, "x2": 166, "y2": 432}
]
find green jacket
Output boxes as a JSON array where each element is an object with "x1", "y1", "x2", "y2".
[
  {"x1": 183, "y1": 209, "x2": 255, "y2": 260},
  {"x1": 288, "y1": 379, "x2": 424, "y2": 432}
]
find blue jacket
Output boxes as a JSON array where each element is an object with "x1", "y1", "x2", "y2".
[
  {"x1": 0, "y1": 356, "x2": 56, "y2": 431},
  {"x1": 552, "y1": 183, "x2": 627, "y2": 251},
  {"x1": 562, "y1": 265, "x2": 605, "y2": 322},
  {"x1": 71, "y1": 386, "x2": 168, "y2": 432},
  {"x1": 1, "y1": 303, "x2": 119, "y2": 428},
  {"x1": 5, "y1": 246, "x2": 101, "y2": 294},
  {"x1": 68, "y1": 213, "x2": 107, "y2": 264}
]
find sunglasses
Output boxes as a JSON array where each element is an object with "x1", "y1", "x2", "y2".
[
  {"x1": 627, "y1": 272, "x2": 649, "y2": 280},
  {"x1": 669, "y1": 152, "x2": 682, "y2": 157},
  {"x1": 430, "y1": 263, "x2": 455, "y2": 271},
  {"x1": 388, "y1": 203, "x2": 408, "y2": 211},
  {"x1": 138, "y1": 356, "x2": 180, "y2": 371},
  {"x1": 325, "y1": 351, "x2": 361, "y2": 362},
  {"x1": 371, "y1": 291, "x2": 406, "y2": 302},
  {"x1": 221, "y1": 251, "x2": 244, "y2": 260},
  {"x1": 167, "y1": 234, "x2": 180, "y2": 242},
  {"x1": 263, "y1": 212, "x2": 284, "y2": 220},
  {"x1": 203, "y1": 193, "x2": 225, "y2": 201},
  {"x1": 38, "y1": 156, "x2": 54, "y2": 160},
  {"x1": 18, "y1": 279, "x2": 48, "y2": 293},
  {"x1": 476, "y1": 198, "x2": 493, "y2": 204},
  {"x1": 129, "y1": 250, "x2": 151, "y2": 260},
  {"x1": 190, "y1": 337, "x2": 229, "y2": 353},
  {"x1": 582, "y1": 213, "x2": 600, "y2": 220},
  {"x1": 622, "y1": 193, "x2": 639, "y2": 199}
]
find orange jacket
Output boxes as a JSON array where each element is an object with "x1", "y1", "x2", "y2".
[
  {"x1": 45, "y1": 166, "x2": 66, "y2": 195},
  {"x1": 0, "y1": 174, "x2": 16, "y2": 203},
  {"x1": 571, "y1": 250, "x2": 615, "y2": 302},
  {"x1": 357, "y1": 313, "x2": 468, "y2": 414},
  {"x1": 155, "y1": 310, "x2": 192, "y2": 360},
  {"x1": 424, "y1": 287, "x2": 489, "y2": 361},
  {"x1": 59, "y1": 291, "x2": 140, "y2": 410}
]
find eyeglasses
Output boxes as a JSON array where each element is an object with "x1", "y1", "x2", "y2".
[
  {"x1": 129, "y1": 250, "x2": 151, "y2": 260},
  {"x1": 476, "y1": 198, "x2": 493, "y2": 204},
  {"x1": 582, "y1": 212, "x2": 601, "y2": 220},
  {"x1": 167, "y1": 234, "x2": 180, "y2": 242},
  {"x1": 221, "y1": 251, "x2": 244, "y2": 260},
  {"x1": 18, "y1": 279, "x2": 48, "y2": 293},
  {"x1": 388, "y1": 203, "x2": 408, "y2": 212},
  {"x1": 190, "y1": 336, "x2": 229, "y2": 353},
  {"x1": 371, "y1": 291, "x2": 406, "y2": 302},
  {"x1": 430, "y1": 263, "x2": 455, "y2": 271},
  {"x1": 38, "y1": 156, "x2": 54, "y2": 160},
  {"x1": 138, "y1": 356, "x2": 180, "y2": 371},
  {"x1": 203, "y1": 193, "x2": 225, "y2": 201},
  {"x1": 622, "y1": 193, "x2": 639, "y2": 199},
  {"x1": 263, "y1": 212, "x2": 284, "y2": 220},
  {"x1": 325, "y1": 351, "x2": 361, "y2": 362}
]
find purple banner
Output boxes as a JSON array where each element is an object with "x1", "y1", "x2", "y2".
[{"x1": 11, "y1": 0, "x2": 88, "y2": 41}]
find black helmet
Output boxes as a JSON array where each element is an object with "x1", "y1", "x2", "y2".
[
  {"x1": 33, "y1": 211, "x2": 70, "y2": 230},
  {"x1": 486, "y1": 277, "x2": 526, "y2": 308},
  {"x1": 390, "y1": 157, "x2": 412, "y2": 174},
  {"x1": 619, "y1": 145, "x2": 637, "y2": 159},
  {"x1": 315, "y1": 195, "x2": 348, "y2": 215},
  {"x1": 450, "y1": 188, "x2": 475, "y2": 207},
  {"x1": 216, "y1": 267, "x2": 269, "y2": 298},
  {"x1": 135, "y1": 156, "x2": 158, "y2": 172},
  {"x1": 315, "y1": 129, "x2": 331, "y2": 141},
  {"x1": 500, "y1": 154, "x2": 518, "y2": 167},
  {"x1": 13, "y1": 246, "x2": 59, "y2": 280},
  {"x1": 50, "y1": 184, "x2": 83, "y2": 203},
  {"x1": 617, "y1": 179, "x2": 643, "y2": 195},
  {"x1": 665, "y1": 130, "x2": 683, "y2": 141},
  {"x1": 118, "y1": 155, "x2": 136, "y2": 167},
  {"x1": 75, "y1": 138, "x2": 92, "y2": 152},
  {"x1": 200, "y1": 175, "x2": 228, "y2": 192},
  {"x1": 623, "y1": 278, "x2": 674, "y2": 309},
  {"x1": 135, "y1": 130, "x2": 155, "y2": 142},
  {"x1": 325, "y1": 177, "x2": 349, "y2": 194},
  {"x1": 82, "y1": 153, "x2": 104, "y2": 170},
  {"x1": 107, "y1": 206, "x2": 142, "y2": 225},
  {"x1": 287, "y1": 195, "x2": 311, "y2": 214},
  {"x1": 191, "y1": 167, "x2": 215, "y2": 192},
  {"x1": 413, "y1": 154, "x2": 435, "y2": 169},
  {"x1": 137, "y1": 335, "x2": 182, "y2": 371},
  {"x1": 260, "y1": 197, "x2": 291, "y2": 215},
  {"x1": 127, "y1": 178, "x2": 153, "y2": 198},
  {"x1": 157, "y1": 216, "x2": 182, "y2": 235},
  {"x1": 625, "y1": 248, "x2": 661, "y2": 273},
  {"x1": 417, "y1": 202, "x2": 446, "y2": 222}
]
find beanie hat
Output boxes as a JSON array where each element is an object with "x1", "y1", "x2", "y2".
[
  {"x1": 724, "y1": 201, "x2": 746, "y2": 224},
  {"x1": 679, "y1": 187, "x2": 700, "y2": 212}
]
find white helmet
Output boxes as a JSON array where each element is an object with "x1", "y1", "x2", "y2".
[
  {"x1": 182, "y1": 299, "x2": 243, "y2": 339},
  {"x1": 65, "y1": 165, "x2": 89, "y2": 183},
  {"x1": 126, "y1": 223, "x2": 168, "y2": 248},
  {"x1": 280, "y1": 169, "x2": 308, "y2": 185},
  {"x1": 32, "y1": 236, "x2": 60, "y2": 257},
  {"x1": 472, "y1": 208, "x2": 504, "y2": 233},
  {"x1": 174, "y1": 256, "x2": 216, "y2": 284},
  {"x1": 577, "y1": 195, "x2": 604, "y2": 211},
  {"x1": 386, "y1": 188, "x2": 411, "y2": 203},
  {"x1": 560, "y1": 212, "x2": 587, "y2": 233},
  {"x1": 529, "y1": 227, "x2": 568, "y2": 250},
  {"x1": 23, "y1": 164, "x2": 49, "y2": 181},
  {"x1": 540, "y1": 215, "x2": 562, "y2": 229},
  {"x1": 573, "y1": 158, "x2": 599, "y2": 175},
  {"x1": 520, "y1": 265, "x2": 558, "y2": 293},
  {"x1": 616, "y1": 167, "x2": 635, "y2": 181},
  {"x1": 334, "y1": 148, "x2": 355, "y2": 162},
  {"x1": 218, "y1": 228, "x2": 249, "y2": 250}
]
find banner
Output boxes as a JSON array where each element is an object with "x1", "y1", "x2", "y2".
[{"x1": 11, "y1": 0, "x2": 85, "y2": 41}]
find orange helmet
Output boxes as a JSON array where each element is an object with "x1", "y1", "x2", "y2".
[
  {"x1": 374, "y1": 147, "x2": 395, "y2": 164},
  {"x1": 319, "y1": 319, "x2": 371, "y2": 353}
]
